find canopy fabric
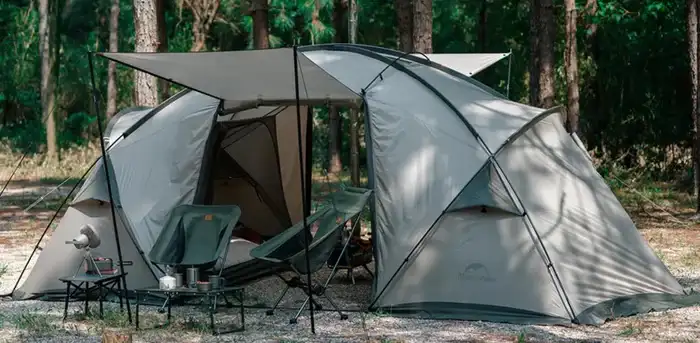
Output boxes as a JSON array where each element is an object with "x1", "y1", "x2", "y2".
[
  {"x1": 98, "y1": 49, "x2": 362, "y2": 111},
  {"x1": 414, "y1": 53, "x2": 510, "y2": 77}
]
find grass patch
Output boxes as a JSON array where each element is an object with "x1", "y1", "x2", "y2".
[
  {"x1": 181, "y1": 316, "x2": 211, "y2": 333},
  {"x1": 75, "y1": 309, "x2": 132, "y2": 329},
  {"x1": 0, "y1": 142, "x2": 100, "y2": 183},
  {"x1": 10, "y1": 313, "x2": 58, "y2": 336},
  {"x1": 680, "y1": 250, "x2": 700, "y2": 267},
  {"x1": 617, "y1": 325, "x2": 642, "y2": 337}
]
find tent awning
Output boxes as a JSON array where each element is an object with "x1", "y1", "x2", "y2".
[
  {"x1": 98, "y1": 48, "x2": 363, "y2": 111},
  {"x1": 415, "y1": 53, "x2": 510, "y2": 77}
]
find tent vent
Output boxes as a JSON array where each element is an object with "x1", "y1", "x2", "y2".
[{"x1": 447, "y1": 162, "x2": 522, "y2": 215}]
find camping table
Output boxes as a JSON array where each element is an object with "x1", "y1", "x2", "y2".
[
  {"x1": 135, "y1": 285, "x2": 245, "y2": 335},
  {"x1": 59, "y1": 272, "x2": 128, "y2": 321}
]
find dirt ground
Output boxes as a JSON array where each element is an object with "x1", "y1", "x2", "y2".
[{"x1": 1, "y1": 181, "x2": 700, "y2": 342}]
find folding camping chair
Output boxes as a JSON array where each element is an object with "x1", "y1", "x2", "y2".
[
  {"x1": 147, "y1": 204, "x2": 242, "y2": 312},
  {"x1": 250, "y1": 187, "x2": 373, "y2": 324}
]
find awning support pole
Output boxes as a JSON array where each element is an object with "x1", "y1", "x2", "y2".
[
  {"x1": 88, "y1": 52, "x2": 132, "y2": 323},
  {"x1": 293, "y1": 45, "x2": 316, "y2": 334},
  {"x1": 506, "y1": 49, "x2": 513, "y2": 99}
]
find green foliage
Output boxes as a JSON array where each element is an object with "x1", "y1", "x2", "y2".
[{"x1": 0, "y1": 0, "x2": 696, "y2": 181}]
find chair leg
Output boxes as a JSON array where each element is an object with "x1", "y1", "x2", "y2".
[
  {"x1": 322, "y1": 291, "x2": 348, "y2": 320},
  {"x1": 158, "y1": 297, "x2": 169, "y2": 314},
  {"x1": 223, "y1": 295, "x2": 234, "y2": 308},
  {"x1": 363, "y1": 264, "x2": 374, "y2": 278},
  {"x1": 289, "y1": 297, "x2": 310, "y2": 324},
  {"x1": 267, "y1": 284, "x2": 290, "y2": 316}
]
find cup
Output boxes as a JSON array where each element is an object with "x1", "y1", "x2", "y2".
[
  {"x1": 186, "y1": 267, "x2": 199, "y2": 288},
  {"x1": 209, "y1": 275, "x2": 221, "y2": 290},
  {"x1": 174, "y1": 273, "x2": 183, "y2": 288}
]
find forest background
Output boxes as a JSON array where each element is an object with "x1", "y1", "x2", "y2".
[{"x1": 1, "y1": 0, "x2": 698, "y2": 214}]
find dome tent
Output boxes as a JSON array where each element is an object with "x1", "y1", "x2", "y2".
[{"x1": 11, "y1": 44, "x2": 696, "y2": 325}]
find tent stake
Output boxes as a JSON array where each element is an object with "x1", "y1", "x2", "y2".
[
  {"x1": 293, "y1": 45, "x2": 316, "y2": 335},
  {"x1": 88, "y1": 52, "x2": 132, "y2": 324}
]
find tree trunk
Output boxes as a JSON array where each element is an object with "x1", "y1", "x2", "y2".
[
  {"x1": 584, "y1": 0, "x2": 599, "y2": 144},
  {"x1": 395, "y1": 0, "x2": 413, "y2": 52},
  {"x1": 156, "y1": 0, "x2": 169, "y2": 101},
  {"x1": 478, "y1": 0, "x2": 487, "y2": 53},
  {"x1": 564, "y1": 0, "x2": 580, "y2": 133},
  {"x1": 412, "y1": 0, "x2": 432, "y2": 53},
  {"x1": 328, "y1": 0, "x2": 346, "y2": 175},
  {"x1": 537, "y1": 0, "x2": 555, "y2": 108},
  {"x1": 133, "y1": 0, "x2": 160, "y2": 107},
  {"x1": 185, "y1": 0, "x2": 220, "y2": 52},
  {"x1": 252, "y1": 0, "x2": 269, "y2": 49},
  {"x1": 39, "y1": 0, "x2": 57, "y2": 159},
  {"x1": 106, "y1": 0, "x2": 120, "y2": 118},
  {"x1": 687, "y1": 0, "x2": 700, "y2": 206},
  {"x1": 348, "y1": 0, "x2": 357, "y2": 44},
  {"x1": 328, "y1": 107, "x2": 342, "y2": 174},
  {"x1": 529, "y1": 0, "x2": 540, "y2": 106}
]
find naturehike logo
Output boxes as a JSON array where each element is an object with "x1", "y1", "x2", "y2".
[{"x1": 458, "y1": 263, "x2": 496, "y2": 282}]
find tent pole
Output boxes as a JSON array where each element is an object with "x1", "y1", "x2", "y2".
[
  {"x1": 506, "y1": 49, "x2": 512, "y2": 99},
  {"x1": 88, "y1": 52, "x2": 132, "y2": 324},
  {"x1": 293, "y1": 45, "x2": 316, "y2": 335}
]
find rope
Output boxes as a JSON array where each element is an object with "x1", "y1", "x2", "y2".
[
  {"x1": 0, "y1": 152, "x2": 27, "y2": 198},
  {"x1": 22, "y1": 177, "x2": 74, "y2": 212}
]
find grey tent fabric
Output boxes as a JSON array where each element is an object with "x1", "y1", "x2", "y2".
[
  {"x1": 71, "y1": 157, "x2": 123, "y2": 206},
  {"x1": 99, "y1": 49, "x2": 362, "y2": 111},
  {"x1": 408, "y1": 53, "x2": 510, "y2": 77},
  {"x1": 103, "y1": 107, "x2": 152, "y2": 145},
  {"x1": 299, "y1": 43, "x2": 695, "y2": 324},
  {"x1": 13, "y1": 202, "x2": 156, "y2": 299},
  {"x1": 15, "y1": 91, "x2": 220, "y2": 298}
]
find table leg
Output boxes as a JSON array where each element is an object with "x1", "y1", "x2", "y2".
[
  {"x1": 208, "y1": 295, "x2": 215, "y2": 335},
  {"x1": 122, "y1": 276, "x2": 132, "y2": 324},
  {"x1": 63, "y1": 282, "x2": 70, "y2": 321},
  {"x1": 167, "y1": 294, "x2": 171, "y2": 323},
  {"x1": 84, "y1": 282, "x2": 89, "y2": 316},
  {"x1": 98, "y1": 282, "x2": 104, "y2": 319},
  {"x1": 240, "y1": 289, "x2": 245, "y2": 330},
  {"x1": 117, "y1": 278, "x2": 123, "y2": 311},
  {"x1": 135, "y1": 292, "x2": 140, "y2": 330}
]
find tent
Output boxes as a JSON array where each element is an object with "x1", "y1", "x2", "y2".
[
  {"x1": 11, "y1": 44, "x2": 695, "y2": 325},
  {"x1": 12, "y1": 90, "x2": 314, "y2": 297}
]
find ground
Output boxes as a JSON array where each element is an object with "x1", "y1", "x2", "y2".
[{"x1": 2, "y1": 167, "x2": 700, "y2": 342}]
